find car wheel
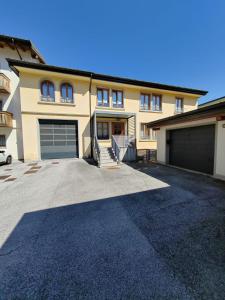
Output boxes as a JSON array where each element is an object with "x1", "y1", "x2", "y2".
[{"x1": 6, "y1": 156, "x2": 12, "y2": 165}]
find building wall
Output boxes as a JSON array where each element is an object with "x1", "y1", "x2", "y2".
[
  {"x1": 91, "y1": 80, "x2": 198, "y2": 150},
  {"x1": 155, "y1": 117, "x2": 225, "y2": 181},
  {"x1": 0, "y1": 46, "x2": 40, "y2": 159},
  {"x1": 17, "y1": 67, "x2": 201, "y2": 160},
  {"x1": 19, "y1": 71, "x2": 91, "y2": 160},
  {"x1": 215, "y1": 120, "x2": 225, "y2": 179}
]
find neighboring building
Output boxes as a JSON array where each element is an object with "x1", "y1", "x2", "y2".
[
  {"x1": 0, "y1": 35, "x2": 45, "y2": 160},
  {"x1": 199, "y1": 96, "x2": 225, "y2": 108},
  {"x1": 148, "y1": 102, "x2": 225, "y2": 181},
  {"x1": 7, "y1": 58, "x2": 207, "y2": 166}
]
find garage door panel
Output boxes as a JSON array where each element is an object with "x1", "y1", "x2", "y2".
[
  {"x1": 39, "y1": 120, "x2": 78, "y2": 159},
  {"x1": 169, "y1": 125, "x2": 215, "y2": 174}
]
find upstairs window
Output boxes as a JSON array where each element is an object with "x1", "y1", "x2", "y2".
[
  {"x1": 97, "y1": 88, "x2": 109, "y2": 107},
  {"x1": 112, "y1": 90, "x2": 123, "y2": 108},
  {"x1": 41, "y1": 81, "x2": 55, "y2": 102},
  {"x1": 175, "y1": 97, "x2": 183, "y2": 113},
  {"x1": 61, "y1": 83, "x2": 73, "y2": 103},
  {"x1": 140, "y1": 94, "x2": 150, "y2": 110},
  {"x1": 0, "y1": 100, "x2": 2, "y2": 111},
  {"x1": 152, "y1": 94, "x2": 162, "y2": 111},
  {"x1": 140, "y1": 123, "x2": 157, "y2": 140}
]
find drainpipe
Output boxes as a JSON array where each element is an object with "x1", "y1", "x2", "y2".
[
  {"x1": 89, "y1": 73, "x2": 93, "y2": 157},
  {"x1": 11, "y1": 38, "x2": 23, "y2": 61}
]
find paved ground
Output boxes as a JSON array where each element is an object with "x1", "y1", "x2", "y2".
[{"x1": 0, "y1": 159, "x2": 225, "y2": 299}]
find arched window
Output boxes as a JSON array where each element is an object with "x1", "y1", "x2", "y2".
[
  {"x1": 41, "y1": 81, "x2": 55, "y2": 101},
  {"x1": 61, "y1": 83, "x2": 73, "y2": 103}
]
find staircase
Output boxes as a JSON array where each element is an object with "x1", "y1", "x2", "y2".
[{"x1": 100, "y1": 147, "x2": 119, "y2": 168}]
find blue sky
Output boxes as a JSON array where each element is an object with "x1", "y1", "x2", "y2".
[{"x1": 1, "y1": 0, "x2": 225, "y2": 104}]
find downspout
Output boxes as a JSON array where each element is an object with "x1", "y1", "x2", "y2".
[
  {"x1": 11, "y1": 38, "x2": 23, "y2": 61},
  {"x1": 89, "y1": 73, "x2": 93, "y2": 157}
]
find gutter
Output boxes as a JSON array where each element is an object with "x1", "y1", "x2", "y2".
[
  {"x1": 11, "y1": 38, "x2": 22, "y2": 61},
  {"x1": 89, "y1": 73, "x2": 93, "y2": 157}
]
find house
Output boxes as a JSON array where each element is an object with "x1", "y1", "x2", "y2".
[
  {"x1": 0, "y1": 34, "x2": 45, "y2": 160},
  {"x1": 6, "y1": 56, "x2": 207, "y2": 166},
  {"x1": 147, "y1": 102, "x2": 225, "y2": 180},
  {"x1": 199, "y1": 95, "x2": 225, "y2": 108}
]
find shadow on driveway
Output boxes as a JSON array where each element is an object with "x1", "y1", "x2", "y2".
[{"x1": 0, "y1": 163, "x2": 225, "y2": 299}]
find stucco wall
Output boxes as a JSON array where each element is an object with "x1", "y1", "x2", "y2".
[{"x1": 215, "y1": 120, "x2": 225, "y2": 179}]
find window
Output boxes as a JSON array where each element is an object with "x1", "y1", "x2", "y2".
[
  {"x1": 152, "y1": 94, "x2": 162, "y2": 111},
  {"x1": 41, "y1": 81, "x2": 55, "y2": 101},
  {"x1": 140, "y1": 123, "x2": 157, "y2": 140},
  {"x1": 97, "y1": 122, "x2": 109, "y2": 139},
  {"x1": 0, "y1": 135, "x2": 6, "y2": 147},
  {"x1": 140, "y1": 94, "x2": 150, "y2": 110},
  {"x1": 112, "y1": 90, "x2": 123, "y2": 108},
  {"x1": 175, "y1": 98, "x2": 183, "y2": 113},
  {"x1": 61, "y1": 83, "x2": 73, "y2": 103},
  {"x1": 0, "y1": 100, "x2": 2, "y2": 111},
  {"x1": 97, "y1": 88, "x2": 109, "y2": 107}
]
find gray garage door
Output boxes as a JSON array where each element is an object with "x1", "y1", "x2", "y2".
[
  {"x1": 39, "y1": 120, "x2": 78, "y2": 159},
  {"x1": 169, "y1": 125, "x2": 215, "y2": 174}
]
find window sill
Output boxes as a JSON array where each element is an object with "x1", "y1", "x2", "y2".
[
  {"x1": 38, "y1": 101, "x2": 76, "y2": 107},
  {"x1": 139, "y1": 139, "x2": 157, "y2": 142},
  {"x1": 139, "y1": 109, "x2": 163, "y2": 113},
  {"x1": 96, "y1": 106, "x2": 125, "y2": 111}
]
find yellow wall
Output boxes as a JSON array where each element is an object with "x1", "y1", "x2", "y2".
[{"x1": 18, "y1": 67, "x2": 200, "y2": 160}]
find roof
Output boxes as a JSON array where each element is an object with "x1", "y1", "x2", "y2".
[
  {"x1": 0, "y1": 34, "x2": 45, "y2": 64},
  {"x1": 199, "y1": 96, "x2": 225, "y2": 108},
  {"x1": 148, "y1": 101, "x2": 225, "y2": 128},
  {"x1": 7, "y1": 59, "x2": 207, "y2": 96}
]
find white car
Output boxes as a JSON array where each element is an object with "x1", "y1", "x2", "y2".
[{"x1": 0, "y1": 150, "x2": 12, "y2": 164}]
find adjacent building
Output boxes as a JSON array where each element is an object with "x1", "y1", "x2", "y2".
[{"x1": 0, "y1": 35, "x2": 45, "y2": 160}]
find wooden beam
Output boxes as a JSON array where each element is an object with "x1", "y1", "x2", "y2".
[{"x1": 0, "y1": 42, "x2": 4, "y2": 48}]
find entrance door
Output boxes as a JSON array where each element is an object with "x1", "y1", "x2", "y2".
[{"x1": 112, "y1": 122, "x2": 125, "y2": 135}]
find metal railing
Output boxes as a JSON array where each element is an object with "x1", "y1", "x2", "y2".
[
  {"x1": 112, "y1": 135, "x2": 120, "y2": 163},
  {"x1": 93, "y1": 135, "x2": 101, "y2": 167}
]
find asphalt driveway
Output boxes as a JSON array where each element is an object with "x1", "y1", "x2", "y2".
[{"x1": 0, "y1": 159, "x2": 225, "y2": 299}]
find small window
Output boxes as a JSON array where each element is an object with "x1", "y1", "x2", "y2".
[
  {"x1": 152, "y1": 94, "x2": 162, "y2": 111},
  {"x1": 140, "y1": 124, "x2": 157, "y2": 140},
  {"x1": 0, "y1": 135, "x2": 6, "y2": 147},
  {"x1": 140, "y1": 94, "x2": 150, "y2": 110},
  {"x1": 61, "y1": 83, "x2": 73, "y2": 103},
  {"x1": 97, "y1": 88, "x2": 109, "y2": 107},
  {"x1": 97, "y1": 122, "x2": 109, "y2": 139},
  {"x1": 112, "y1": 90, "x2": 124, "y2": 108},
  {"x1": 0, "y1": 100, "x2": 3, "y2": 111},
  {"x1": 175, "y1": 98, "x2": 183, "y2": 113},
  {"x1": 41, "y1": 81, "x2": 55, "y2": 102}
]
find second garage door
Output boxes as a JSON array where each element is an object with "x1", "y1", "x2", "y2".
[
  {"x1": 169, "y1": 125, "x2": 215, "y2": 174},
  {"x1": 39, "y1": 120, "x2": 78, "y2": 159}
]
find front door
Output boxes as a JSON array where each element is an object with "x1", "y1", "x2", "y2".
[{"x1": 112, "y1": 122, "x2": 125, "y2": 135}]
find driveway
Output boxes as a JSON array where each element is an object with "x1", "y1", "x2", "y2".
[{"x1": 0, "y1": 159, "x2": 225, "y2": 299}]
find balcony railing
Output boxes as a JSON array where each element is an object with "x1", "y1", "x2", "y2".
[
  {"x1": 0, "y1": 73, "x2": 10, "y2": 94},
  {"x1": 0, "y1": 112, "x2": 13, "y2": 127}
]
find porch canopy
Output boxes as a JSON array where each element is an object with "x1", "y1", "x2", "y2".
[{"x1": 94, "y1": 110, "x2": 135, "y2": 119}]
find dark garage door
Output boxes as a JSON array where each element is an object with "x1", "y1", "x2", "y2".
[
  {"x1": 169, "y1": 125, "x2": 215, "y2": 174},
  {"x1": 39, "y1": 120, "x2": 78, "y2": 159}
]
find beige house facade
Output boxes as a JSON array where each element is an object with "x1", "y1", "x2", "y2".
[{"x1": 7, "y1": 58, "x2": 207, "y2": 164}]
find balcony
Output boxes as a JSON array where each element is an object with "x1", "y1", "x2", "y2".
[
  {"x1": 0, "y1": 73, "x2": 10, "y2": 94},
  {"x1": 0, "y1": 112, "x2": 13, "y2": 127}
]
